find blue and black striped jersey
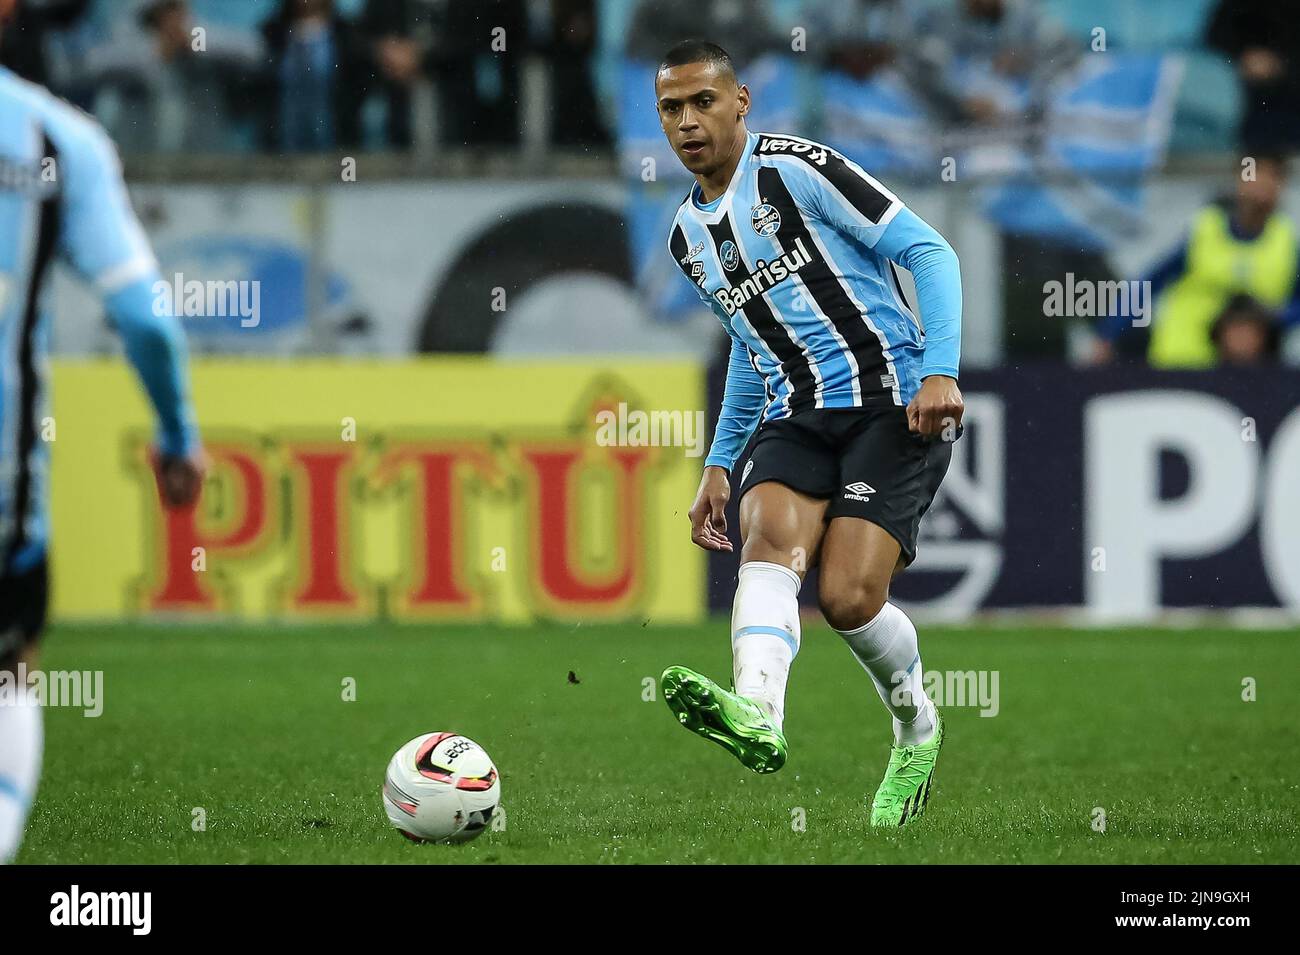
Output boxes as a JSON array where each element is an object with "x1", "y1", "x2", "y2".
[{"x1": 667, "y1": 131, "x2": 962, "y2": 470}]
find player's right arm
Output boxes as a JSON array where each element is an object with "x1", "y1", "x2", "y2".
[
  {"x1": 669, "y1": 209, "x2": 767, "y2": 550},
  {"x1": 690, "y1": 333, "x2": 766, "y2": 552},
  {"x1": 57, "y1": 118, "x2": 203, "y2": 506}
]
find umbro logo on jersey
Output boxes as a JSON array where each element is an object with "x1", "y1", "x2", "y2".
[
  {"x1": 720, "y1": 240, "x2": 740, "y2": 272},
  {"x1": 689, "y1": 259, "x2": 706, "y2": 287},
  {"x1": 843, "y1": 481, "x2": 875, "y2": 502},
  {"x1": 751, "y1": 202, "x2": 781, "y2": 237},
  {"x1": 712, "y1": 237, "x2": 812, "y2": 317}
]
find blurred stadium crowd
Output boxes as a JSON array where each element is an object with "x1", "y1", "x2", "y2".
[
  {"x1": 5, "y1": 0, "x2": 1300, "y2": 367},
  {"x1": 4, "y1": 0, "x2": 1297, "y2": 153}
]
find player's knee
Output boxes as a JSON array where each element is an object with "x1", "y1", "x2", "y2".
[
  {"x1": 818, "y1": 576, "x2": 888, "y2": 631},
  {"x1": 739, "y1": 522, "x2": 799, "y2": 568}
]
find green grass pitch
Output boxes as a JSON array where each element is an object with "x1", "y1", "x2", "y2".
[{"x1": 19, "y1": 621, "x2": 1300, "y2": 864}]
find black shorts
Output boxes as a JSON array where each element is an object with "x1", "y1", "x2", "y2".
[
  {"x1": 737, "y1": 406, "x2": 955, "y2": 566},
  {"x1": 0, "y1": 558, "x2": 48, "y2": 670}
]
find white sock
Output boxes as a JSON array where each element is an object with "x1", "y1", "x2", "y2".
[
  {"x1": 836, "y1": 602, "x2": 936, "y2": 746},
  {"x1": 731, "y1": 561, "x2": 801, "y2": 730},
  {"x1": 0, "y1": 684, "x2": 44, "y2": 863}
]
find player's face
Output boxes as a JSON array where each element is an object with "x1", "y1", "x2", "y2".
[{"x1": 656, "y1": 62, "x2": 749, "y2": 176}]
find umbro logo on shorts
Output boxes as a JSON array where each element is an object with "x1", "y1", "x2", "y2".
[
  {"x1": 843, "y1": 481, "x2": 875, "y2": 502},
  {"x1": 742, "y1": 459, "x2": 754, "y2": 482}
]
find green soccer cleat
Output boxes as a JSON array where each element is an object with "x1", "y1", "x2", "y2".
[
  {"x1": 870, "y1": 709, "x2": 944, "y2": 828},
  {"x1": 660, "y1": 665, "x2": 788, "y2": 774}
]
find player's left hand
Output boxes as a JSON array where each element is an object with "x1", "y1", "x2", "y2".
[
  {"x1": 151, "y1": 446, "x2": 208, "y2": 509},
  {"x1": 907, "y1": 375, "x2": 963, "y2": 440}
]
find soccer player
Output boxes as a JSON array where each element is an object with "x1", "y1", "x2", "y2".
[
  {"x1": 655, "y1": 41, "x2": 964, "y2": 827},
  {"x1": 0, "y1": 0, "x2": 204, "y2": 862}
]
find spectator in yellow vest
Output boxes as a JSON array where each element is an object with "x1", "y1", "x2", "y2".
[{"x1": 1093, "y1": 154, "x2": 1297, "y2": 367}]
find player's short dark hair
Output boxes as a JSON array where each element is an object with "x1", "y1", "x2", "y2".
[{"x1": 658, "y1": 40, "x2": 737, "y2": 83}]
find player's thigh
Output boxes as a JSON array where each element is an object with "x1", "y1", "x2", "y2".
[
  {"x1": 816, "y1": 516, "x2": 902, "y2": 630},
  {"x1": 817, "y1": 407, "x2": 948, "y2": 630},
  {"x1": 738, "y1": 481, "x2": 829, "y2": 574},
  {"x1": 734, "y1": 416, "x2": 838, "y2": 575},
  {"x1": 827, "y1": 407, "x2": 951, "y2": 569}
]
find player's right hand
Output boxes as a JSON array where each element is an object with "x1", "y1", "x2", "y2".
[
  {"x1": 152, "y1": 446, "x2": 208, "y2": 509},
  {"x1": 689, "y1": 466, "x2": 733, "y2": 552}
]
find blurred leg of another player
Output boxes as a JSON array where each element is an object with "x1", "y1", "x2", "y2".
[{"x1": 0, "y1": 559, "x2": 48, "y2": 863}]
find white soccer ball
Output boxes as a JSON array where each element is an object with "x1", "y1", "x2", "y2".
[{"x1": 381, "y1": 732, "x2": 501, "y2": 844}]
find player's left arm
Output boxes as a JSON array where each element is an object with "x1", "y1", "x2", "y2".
[
  {"x1": 873, "y1": 209, "x2": 963, "y2": 438},
  {"x1": 58, "y1": 123, "x2": 204, "y2": 506},
  {"x1": 784, "y1": 151, "x2": 963, "y2": 437}
]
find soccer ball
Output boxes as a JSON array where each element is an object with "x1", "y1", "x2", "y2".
[{"x1": 381, "y1": 732, "x2": 501, "y2": 844}]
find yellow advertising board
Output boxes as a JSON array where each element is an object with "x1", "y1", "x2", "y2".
[{"x1": 48, "y1": 359, "x2": 706, "y2": 623}]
